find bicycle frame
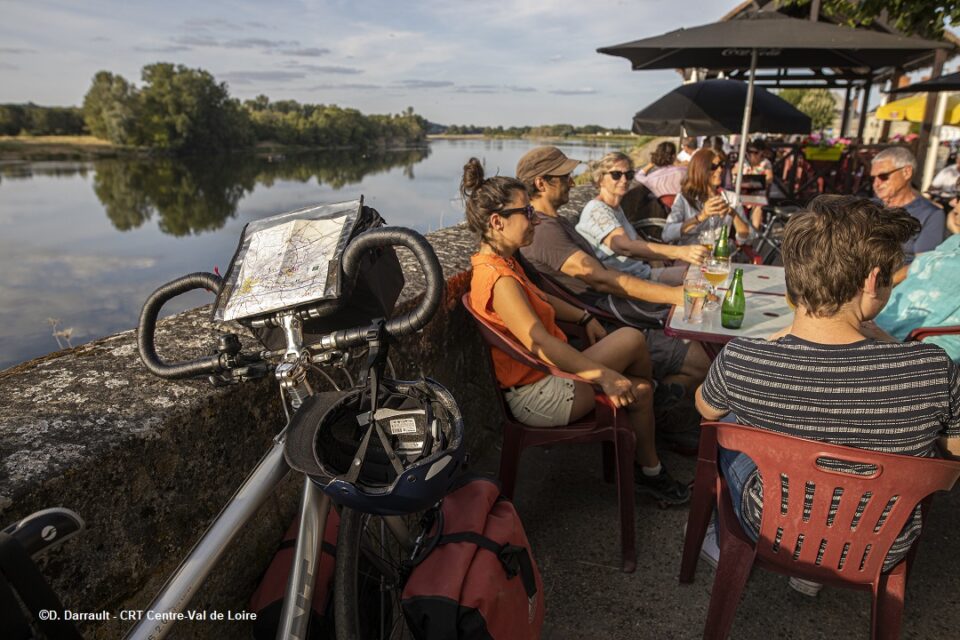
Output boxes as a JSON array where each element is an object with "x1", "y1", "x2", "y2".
[
  {"x1": 131, "y1": 225, "x2": 446, "y2": 640},
  {"x1": 127, "y1": 314, "x2": 332, "y2": 640},
  {"x1": 123, "y1": 438, "x2": 333, "y2": 640}
]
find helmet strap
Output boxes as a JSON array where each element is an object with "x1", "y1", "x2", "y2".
[{"x1": 345, "y1": 319, "x2": 405, "y2": 483}]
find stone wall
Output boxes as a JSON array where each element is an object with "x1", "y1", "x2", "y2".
[{"x1": 0, "y1": 185, "x2": 598, "y2": 637}]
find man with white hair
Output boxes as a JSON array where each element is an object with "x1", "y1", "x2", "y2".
[{"x1": 870, "y1": 146, "x2": 945, "y2": 260}]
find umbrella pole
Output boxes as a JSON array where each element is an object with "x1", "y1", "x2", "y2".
[{"x1": 733, "y1": 48, "x2": 758, "y2": 213}]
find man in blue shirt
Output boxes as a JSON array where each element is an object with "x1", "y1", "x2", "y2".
[{"x1": 871, "y1": 146, "x2": 944, "y2": 260}]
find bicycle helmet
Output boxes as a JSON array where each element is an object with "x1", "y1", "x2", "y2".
[{"x1": 284, "y1": 378, "x2": 465, "y2": 515}]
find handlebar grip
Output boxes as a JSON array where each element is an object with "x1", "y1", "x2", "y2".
[
  {"x1": 327, "y1": 227, "x2": 444, "y2": 349},
  {"x1": 137, "y1": 272, "x2": 226, "y2": 379}
]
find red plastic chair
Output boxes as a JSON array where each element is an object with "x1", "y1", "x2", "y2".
[
  {"x1": 460, "y1": 293, "x2": 638, "y2": 573},
  {"x1": 905, "y1": 325, "x2": 960, "y2": 342},
  {"x1": 680, "y1": 421, "x2": 960, "y2": 640}
]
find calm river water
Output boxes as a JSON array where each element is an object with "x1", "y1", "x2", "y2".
[{"x1": 0, "y1": 138, "x2": 625, "y2": 369}]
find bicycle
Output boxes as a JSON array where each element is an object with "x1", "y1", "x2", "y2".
[{"x1": 131, "y1": 203, "x2": 461, "y2": 640}]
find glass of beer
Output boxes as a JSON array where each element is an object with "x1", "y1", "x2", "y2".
[
  {"x1": 698, "y1": 229, "x2": 715, "y2": 254},
  {"x1": 701, "y1": 256, "x2": 730, "y2": 310},
  {"x1": 683, "y1": 272, "x2": 708, "y2": 324}
]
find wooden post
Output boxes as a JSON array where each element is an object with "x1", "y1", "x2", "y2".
[
  {"x1": 856, "y1": 80, "x2": 872, "y2": 142},
  {"x1": 809, "y1": 0, "x2": 821, "y2": 21},
  {"x1": 839, "y1": 85, "x2": 852, "y2": 137},
  {"x1": 879, "y1": 69, "x2": 903, "y2": 142},
  {"x1": 916, "y1": 49, "x2": 948, "y2": 183}
]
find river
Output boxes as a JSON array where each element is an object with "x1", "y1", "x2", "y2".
[{"x1": 0, "y1": 138, "x2": 627, "y2": 369}]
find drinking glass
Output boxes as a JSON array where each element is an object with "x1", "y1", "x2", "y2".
[
  {"x1": 683, "y1": 273, "x2": 708, "y2": 324},
  {"x1": 697, "y1": 229, "x2": 715, "y2": 254},
  {"x1": 701, "y1": 256, "x2": 730, "y2": 310}
]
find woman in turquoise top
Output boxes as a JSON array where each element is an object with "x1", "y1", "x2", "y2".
[{"x1": 875, "y1": 214, "x2": 960, "y2": 361}]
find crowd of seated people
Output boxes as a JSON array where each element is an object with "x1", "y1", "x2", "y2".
[{"x1": 462, "y1": 140, "x2": 960, "y2": 537}]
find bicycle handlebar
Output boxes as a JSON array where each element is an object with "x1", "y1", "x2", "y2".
[
  {"x1": 320, "y1": 227, "x2": 444, "y2": 350},
  {"x1": 137, "y1": 227, "x2": 444, "y2": 379},
  {"x1": 137, "y1": 272, "x2": 226, "y2": 379}
]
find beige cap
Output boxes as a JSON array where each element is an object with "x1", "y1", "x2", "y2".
[{"x1": 516, "y1": 146, "x2": 581, "y2": 183}]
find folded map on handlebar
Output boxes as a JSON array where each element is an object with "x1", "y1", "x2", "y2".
[{"x1": 214, "y1": 198, "x2": 403, "y2": 350}]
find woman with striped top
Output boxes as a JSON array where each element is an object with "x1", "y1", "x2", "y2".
[{"x1": 695, "y1": 195, "x2": 960, "y2": 592}]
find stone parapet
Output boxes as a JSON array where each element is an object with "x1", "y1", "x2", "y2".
[{"x1": 0, "y1": 185, "x2": 594, "y2": 638}]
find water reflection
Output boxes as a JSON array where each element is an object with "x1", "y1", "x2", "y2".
[{"x1": 92, "y1": 147, "x2": 429, "y2": 236}]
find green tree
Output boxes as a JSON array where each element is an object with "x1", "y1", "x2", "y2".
[
  {"x1": 782, "y1": 0, "x2": 960, "y2": 40},
  {"x1": 83, "y1": 71, "x2": 138, "y2": 143},
  {"x1": 0, "y1": 104, "x2": 27, "y2": 135},
  {"x1": 133, "y1": 63, "x2": 253, "y2": 153},
  {"x1": 778, "y1": 88, "x2": 836, "y2": 132}
]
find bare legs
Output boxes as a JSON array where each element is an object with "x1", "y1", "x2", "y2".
[{"x1": 568, "y1": 328, "x2": 658, "y2": 467}]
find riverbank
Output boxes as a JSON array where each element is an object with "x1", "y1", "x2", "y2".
[
  {"x1": 0, "y1": 135, "x2": 429, "y2": 162},
  {"x1": 428, "y1": 133, "x2": 647, "y2": 145},
  {"x1": 0, "y1": 135, "x2": 135, "y2": 160}
]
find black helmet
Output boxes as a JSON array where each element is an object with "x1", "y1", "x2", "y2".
[{"x1": 284, "y1": 378, "x2": 464, "y2": 515}]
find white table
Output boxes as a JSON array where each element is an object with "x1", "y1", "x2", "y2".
[{"x1": 666, "y1": 265, "x2": 793, "y2": 359}]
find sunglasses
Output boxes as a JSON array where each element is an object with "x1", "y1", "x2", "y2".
[
  {"x1": 606, "y1": 170, "x2": 636, "y2": 182},
  {"x1": 496, "y1": 204, "x2": 537, "y2": 221},
  {"x1": 543, "y1": 173, "x2": 572, "y2": 182},
  {"x1": 710, "y1": 162, "x2": 723, "y2": 171},
  {"x1": 871, "y1": 166, "x2": 907, "y2": 182}
]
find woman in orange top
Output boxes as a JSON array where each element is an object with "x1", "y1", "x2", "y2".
[{"x1": 462, "y1": 157, "x2": 689, "y2": 504}]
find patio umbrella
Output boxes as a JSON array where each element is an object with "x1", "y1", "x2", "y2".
[
  {"x1": 890, "y1": 71, "x2": 960, "y2": 94},
  {"x1": 598, "y1": 10, "x2": 950, "y2": 206},
  {"x1": 876, "y1": 93, "x2": 960, "y2": 124},
  {"x1": 632, "y1": 79, "x2": 811, "y2": 136}
]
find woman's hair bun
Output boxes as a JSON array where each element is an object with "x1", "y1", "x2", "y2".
[{"x1": 460, "y1": 157, "x2": 485, "y2": 200}]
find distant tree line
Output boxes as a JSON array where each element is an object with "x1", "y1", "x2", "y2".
[
  {"x1": 442, "y1": 123, "x2": 632, "y2": 137},
  {"x1": 0, "y1": 104, "x2": 86, "y2": 136},
  {"x1": 2, "y1": 62, "x2": 430, "y2": 155}
]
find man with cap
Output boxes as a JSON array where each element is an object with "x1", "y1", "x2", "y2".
[{"x1": 515, "y1": 146, "x2": 709, "y2": 434}]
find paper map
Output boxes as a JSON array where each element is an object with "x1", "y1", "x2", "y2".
[{"x1": 221, "y1": 214, "x2": 350, "y2": 321}]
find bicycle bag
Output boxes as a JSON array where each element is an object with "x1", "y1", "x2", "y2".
[
  {"x1": 401, "y1": 475, "x2": 544, "y2": 639},
  {"x1": 249, "y1": 509, "x2": 340, "y2": 640}
]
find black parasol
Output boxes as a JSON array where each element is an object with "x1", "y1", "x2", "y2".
[
  {"x1": 599, "y1": 10, "x2": 948, "y2": 206},
  {"x1": 632, "y1": 79, "x2": 810, "y2": 136},
  {"x1": 890, "y1": 71, "x2": 960, "y2": 94},
  {"x1": 598, "y1": 12, "x2": 948, "y2": 72}
]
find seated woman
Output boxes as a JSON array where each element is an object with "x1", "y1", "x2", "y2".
[
  {"x1": 636, "y1": 141, "x2": 687, "y2": 198},
  {"x1": 462, "y1": 157, "x2": 689, "y2": 504},
  {"x1": 575, "y1": 151, "x2": 707, "y2": 284},
  {"x1": 875, "y1": 207, "x2": 960, "y2": 362},
  {"x1": 695, "y1": 196, "x2": 960, "y2": 595},
  {"x1": 663, "y1": 148, "x2": 752, "y2": 246}
]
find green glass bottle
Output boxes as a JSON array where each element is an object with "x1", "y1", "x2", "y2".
[
  {"x1": 713, "y1": 224, "x2": 731, "y2": 258},
  {"x1": 721, "y1": 268, "x2": 746, "y2": 329}
]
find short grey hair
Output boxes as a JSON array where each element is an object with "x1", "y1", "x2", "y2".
[
  {"x1": 590, "y1": 151, "x2": 633, "y2": 187},
  {"x1": 873, "y1": 146, "x2": 916, "y2": 171}
]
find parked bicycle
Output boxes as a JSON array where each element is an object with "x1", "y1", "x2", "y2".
[{"x1": 133, "y1": 200, "x2": 462, "y2": 640}]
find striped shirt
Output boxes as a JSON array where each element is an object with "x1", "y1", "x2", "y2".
[{"x1": 701, "y1": 335, "x2": 960, "y2": 570}]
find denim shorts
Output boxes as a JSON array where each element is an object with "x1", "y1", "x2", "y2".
[{"x1": 504, "y1": 375, "x2": 576, "y2": 427}]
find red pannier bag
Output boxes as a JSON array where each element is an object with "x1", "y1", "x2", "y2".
[
  {"x1": 401, "y1": 475, "x2": 545, "y2": 639},
  {"x1": 249, "y1": 509, "x2": 340, "y2": 639}
]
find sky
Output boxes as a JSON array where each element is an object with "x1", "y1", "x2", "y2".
[{"x1": 1, "y1": 0, "x2": 748, "y2": 128}]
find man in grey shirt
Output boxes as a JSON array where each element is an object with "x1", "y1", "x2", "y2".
[{"x1": 870, "y1": 146, "x2": 945, "y2": 260}]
